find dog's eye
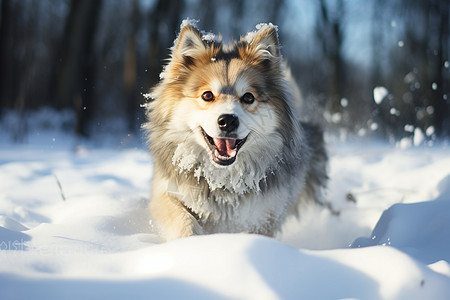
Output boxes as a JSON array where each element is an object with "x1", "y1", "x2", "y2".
[
  {"x1": 201, "y1": 91, "x2": 215, "y2": 102},
  {"x1": 241, "y1": 92, "x2": 255, "y2": 104}
]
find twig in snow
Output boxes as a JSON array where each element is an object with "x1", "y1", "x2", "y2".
[{"x1": 54, "y1": 173, "x2": 66, "y2": 201}]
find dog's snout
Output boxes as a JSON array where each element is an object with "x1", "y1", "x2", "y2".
[{"x1": 217, "y1": 114, "x2": 239, "y2": 133}]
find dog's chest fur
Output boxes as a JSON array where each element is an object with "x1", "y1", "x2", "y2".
[
  {"x1": 166, "y1": 162, "x2": 307, "y2": 235},
  {"x1": 145, "y1": 21, "x2": 328, "y2": 240}
]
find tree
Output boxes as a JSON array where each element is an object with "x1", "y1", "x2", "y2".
[
  {"x1": 52, "y1": 0, "x2": 102, "y2": 136},
  {"x1": 124, "y1": 0, "x2": 140, "y2": 132},
  {"x1": 431, "y1": 0, "x2": 449, "y2": 136},
  {"x1": 386, "y1": 0, "x2": 450, "y2": 138},
  {"x1": 316, "y1": 0, "x2": 346, "y2": 117},
  {"x1": 148, "y1": 0, "x2": 184, "y2": 88},
  {"x1": 0, "y1": 0, "x2": 15, "y2": 112}
]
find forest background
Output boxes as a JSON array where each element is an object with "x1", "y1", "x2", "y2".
[{"x1": 1, "y1": 0, "x2": 449, "y2": 143}]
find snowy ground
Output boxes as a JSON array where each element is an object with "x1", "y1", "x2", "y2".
[{"x1": 1, "y1": 122, "x2": 450, "y2": 299}]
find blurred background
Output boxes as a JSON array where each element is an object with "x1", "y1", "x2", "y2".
[{"x1": 0, "y1": 0, "x2": 449, "y2": 145}]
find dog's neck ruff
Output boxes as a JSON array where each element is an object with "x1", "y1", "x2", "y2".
[{"x1": 171, "y1": 135, "x2": 285, "y2": 195}]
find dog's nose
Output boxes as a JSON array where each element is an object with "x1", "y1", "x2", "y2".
[{"x1": 217, "y1": 114, "x2": 239, "y2": 133}]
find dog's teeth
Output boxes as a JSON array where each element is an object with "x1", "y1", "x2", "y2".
[{"x1": 214, "y1": 149, "x2": 237, "y2": 161}]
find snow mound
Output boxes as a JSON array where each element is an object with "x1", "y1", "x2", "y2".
[
  {"x1": 1, "y1": 133, "x2": 450, "y2": 299},
  {"x1": 352, "y1": 174, "x2": 450, "y2": 266},
  {"x1": 1, "y1": 234, "x2": 450, "y2": 299}
]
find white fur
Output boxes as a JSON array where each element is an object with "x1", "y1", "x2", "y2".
[
  {"x1": 169, "y1": 174, "x2": 303, "y2": 234},
  {"x1": 146, "y1": 21, "x2": 328, "y2": 240}
]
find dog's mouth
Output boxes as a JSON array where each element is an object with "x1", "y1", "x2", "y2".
[{"x1": 201, "y1": 128, "x2": 247, "y2": 166}]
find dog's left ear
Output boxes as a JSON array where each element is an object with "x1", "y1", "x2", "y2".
[
  {"x1": 246, "y1": 25, "x2": 281, "y2": 60},
  {"x1": 173, "y1": 24, "x2": 206, "y2": 61}
]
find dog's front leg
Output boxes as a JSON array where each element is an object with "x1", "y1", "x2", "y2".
[{"x1": 150, "y1": 190, "x2": 204, "y2": 241}]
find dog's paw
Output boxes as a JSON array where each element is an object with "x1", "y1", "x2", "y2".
[
  {"x1": 163, "y1": 213, "x2": 205, "y2": 241},
  {"x1": 179, "y1": 218, "x2": 205, "y2": 238}
]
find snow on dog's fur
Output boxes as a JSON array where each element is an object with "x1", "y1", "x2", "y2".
[{"x1": 144, "y1": 20, "x2": 328, "y2": 240}]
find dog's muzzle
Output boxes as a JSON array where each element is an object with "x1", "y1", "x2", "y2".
[{"x1": 201, "y1": 114, "x2": 247, "y2": 166}]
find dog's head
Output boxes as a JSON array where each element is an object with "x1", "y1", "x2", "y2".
[{"x1": 147, "y1": 21, "x2": 302, "y2": 192}]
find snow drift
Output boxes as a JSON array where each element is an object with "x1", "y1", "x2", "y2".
[{"x1": 1, "y1": 128, "x2": 450, "y2": 299}]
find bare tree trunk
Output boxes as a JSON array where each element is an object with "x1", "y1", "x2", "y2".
[
  {"x1": 433, "y1": 0, "x2": 450, "y2": 136},
  {"x1": 370, "y1": 0, "x2": 392, "y2": 136},
  {"x1": 201, "y1": 0, "x2": 215, "y2": 32},
  {"x1": 0, "y1": 0, "x2": 40, "y2": 141},
  {"x1": 0, "y1": 0, "x2": 15, "y2": 111},
  {"x1": 230, "y1": 0, "x2": 244, "y2": 38},
  {"x1": 52, "y1": 0, "x2": 102, "y2": 137},
  {"x1": 148, "y1": 0, "x2": 184, "y2": 88},
  {"x1": 124, "y1": 0, "x2": 139, "y2": 131},
  {"x1": 318, "y1": 0, "x2": 345, "y2": 116}
]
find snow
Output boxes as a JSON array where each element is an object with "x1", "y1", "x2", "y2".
[
  {"x1": 179, "y1": 18, "x2": 217, "y2": 43},
  {"x1": 426, "y1": 126, "x2": 435, "y2": 137},
  {"x1": 373, "y1": 86, "x2": 389, "y2": 105},
  {"x1": 413, "y1": 127, "x2": 425, "y2": 146},
  {"x1": 245, "y1": 23, "x2": 278, "y2": 44},
  {"x1": 1, "y1": 119, "x2": 450, "y2": 299},
  {"x1": 180, "y1": 18, "x2": 199, "y2": 29}
]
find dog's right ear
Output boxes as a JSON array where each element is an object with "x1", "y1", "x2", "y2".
[{"x1": 172, "y1": 25, "x2": 206, "y2": 63}]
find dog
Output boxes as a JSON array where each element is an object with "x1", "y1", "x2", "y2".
[{"x1": 144, "y1": 20, "x2": 328, "y2": 241}]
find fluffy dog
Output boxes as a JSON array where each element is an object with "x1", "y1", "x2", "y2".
[{"x1": 144, "y1": 20, "x2": 328, "y2": 240}]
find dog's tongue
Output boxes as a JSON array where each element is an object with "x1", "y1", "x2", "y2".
[{"x1": 213, "y1": 138, "x2": 236, "y2": 157}]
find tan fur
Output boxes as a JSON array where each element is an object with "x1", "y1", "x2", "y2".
[
  {"x1": 145, "y1": 21, "x2": 328, "y2": 241},
  {"x1": 150, "y1": 186, "x2": 203, "y2": 240}
]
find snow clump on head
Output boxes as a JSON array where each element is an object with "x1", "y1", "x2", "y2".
[
  {"x1": 179, "y1": 18, "x2": 217, "y2": 42},
  {"x1": 244, "y1": 23, "x2": 279, "y2": 43},
  {"x1": 180, "y1": 18, "x2": 200, "y2": 29}
]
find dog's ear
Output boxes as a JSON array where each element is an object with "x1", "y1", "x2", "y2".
[
  {"x1": 173, "y1": 25, "x2": 206, "y2": 61},
  {"x1": 245, "y1": 25, "x2": 281, "y2": 62}
]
